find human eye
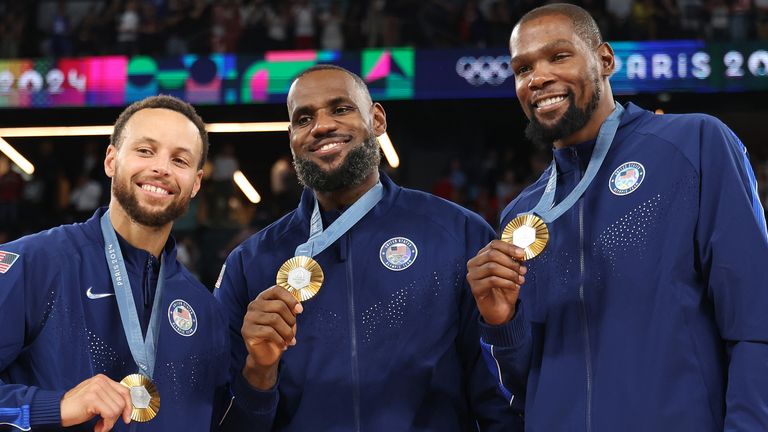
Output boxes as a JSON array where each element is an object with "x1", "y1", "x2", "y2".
[
  {"x1": 136, "y1": 147, "x2": 153, "y2": 156},
  {"x1": 334, "y1": 105, "x2": 354, "y2": 115},
  {"x1": 514, "y1": 64, "x2": 531, "y2": 75},
  {"x1": 552, "y1": 52, "x2": 571, "y2": 62},
  {"x1": 173, "y1": 157, "x2": 191, "y2": 167},
  {"x1": 294, "y1": 115, "x2": 312, "y2": 127}
]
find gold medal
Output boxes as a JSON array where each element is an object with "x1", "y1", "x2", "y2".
[
  {"x1": 120, "y1": 374, "x2": 160, "y2": 422},
  {"x1": 276, "y1": 256, "x2": 324, "y2": 302},
  {"x1": 501, "y1": 214, "x2": 549, "y2": 260}
]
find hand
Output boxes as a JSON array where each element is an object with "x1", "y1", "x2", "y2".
[
  {"x1": 241, "y1": 285, "x2": 303, "y2": 390},
  {"x1": 467, "y1": 240, "x2": 527, "y2": 326},
  {"x1": 60, "y1": 374, "x2": 132, "y2": 432}
]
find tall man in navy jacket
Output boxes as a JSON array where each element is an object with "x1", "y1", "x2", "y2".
[
  {"x1": 214, "y1": 65, "x2": 519, "y2": 430},
  {"x1": 467, "y1": 3, "x2": 768, "y2": 431},
  {"x1": 0, "y1": 95, "x2": 240, "y2": 431}
]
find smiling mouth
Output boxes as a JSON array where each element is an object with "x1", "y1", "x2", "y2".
[
  {"x1": 139, "y1": 183, "x2": 173, "y2": 196},
  {"x1": 535, "y1": 95, "x2": 567, "y2": 109}
]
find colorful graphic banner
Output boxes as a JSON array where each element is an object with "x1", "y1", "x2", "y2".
[{"x1": 0, "y1": 41, "x2": 766, "y2": 108}]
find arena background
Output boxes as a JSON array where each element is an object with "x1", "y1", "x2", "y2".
[{"x1": 1, "y1": 0, "x2": 767, "y2": 288}]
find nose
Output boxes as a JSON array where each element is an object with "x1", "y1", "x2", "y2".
[
  {"x1": 310, "y1": 109, "x2": 338, "y2": 137},
  {"x1": 527, "y1": 65, "x2": 555, "y2": 91},
  {"x1": 151, "y1": 157, "x2": 172, "y2": 176}
]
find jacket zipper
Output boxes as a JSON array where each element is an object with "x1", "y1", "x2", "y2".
[
  {"x1": 345, "y1": 233, "x2": 361, "y2": 431},
  {"x1": 575, "y1": 151, "x2": 593, "y2": 432}
]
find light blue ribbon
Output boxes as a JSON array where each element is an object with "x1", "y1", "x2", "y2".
[
  {"x1": 100, "y1": 211, "x2": 165, "y2": 378},
  {"x1": 526, "y1": 102, "x2": 625, "y2": 223},
  {"x1": 295, "y1": 182, "x2": 384, "y2": 257}
]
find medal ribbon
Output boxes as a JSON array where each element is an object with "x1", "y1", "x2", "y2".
[
  {"x1": 100, "y1": 211, "x2": 165, "y2": 379},
  {"x1": 526, "y1": 102, "x2": 625, "y2": 223},
  {"x1": 295, "y1": 182, "x2": 384, "y2": 257}
]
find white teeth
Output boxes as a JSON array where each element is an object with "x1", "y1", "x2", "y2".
[
  {"x1": 141, "y1": 184, "x2": 170, "y2": 195},
  {"x1": 537, "y1": 96, "x2": 566, "y2": 108},
  {"x1": 319, "y1": 142, "x2": 340, "y2": 151}
]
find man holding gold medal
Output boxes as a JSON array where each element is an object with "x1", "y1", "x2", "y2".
[
  {"x1": 214, "y1": 65, "x2": 520, "y2": 430},
  {"x1": 467, "y1": 4, "x2": 768, "y2": 430},
  {"x1": 0, "y1": 96, "x2": 237, "y2": 430}
]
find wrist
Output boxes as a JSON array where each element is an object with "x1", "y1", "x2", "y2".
[{"x1": 242, "y1": 355, "x2": 279, "y2": 390}]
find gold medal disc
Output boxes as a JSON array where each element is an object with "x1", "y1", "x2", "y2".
[
  {"x1": 120, "y1": 374, "x2": 160, "y2": 422},
  {"x1": 501, "y1": 214, "x2": 550, "y2": 260},
  {"x1": 276, "y1": 256, "x2": 324, "y2": 302}
]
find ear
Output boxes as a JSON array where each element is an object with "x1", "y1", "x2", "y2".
[
  {"x1": 597, "y1": 42, "x2": 616, "y2": 77},
  {"x1": 190, "y1": 168, "x2": 203, "y2": 198},
  {"x1": 371, "y1": 102, "x2": 387, "y2": 137},
  {"x1": 104, "y1": 144, "x2": 117, "y2": 178}
]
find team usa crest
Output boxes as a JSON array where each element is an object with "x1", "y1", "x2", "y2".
[
  {"x1": 168, "y1": 299, "x2": 197, "y2": 336},
  {"x1": 610, "y1": 161, "x2": 645, "y2": 196},
  {"x1": 380, "y1": 237, "x2": 418, "y2": 271}
]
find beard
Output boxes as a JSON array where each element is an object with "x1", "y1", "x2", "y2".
[
  {"x1": 525, "y1": 78, "x2": 601, "y2": 148},
  {"x1": 293, "y1": 131, "x2": 382, "y2": 192},
  {"x1": 112, "y1": 168, "x2": 190, "y2": 227}
]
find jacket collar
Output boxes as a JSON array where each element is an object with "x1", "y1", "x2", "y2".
[
  {"x1": 551, "y1": 102, "x2": 646, "y2": 175},
  {"x1": 294, "y1": 170, "x2": 399, "y2": 225},
  {"x1": 85, "y1": 207, "x2": 181, "y2": 275}
]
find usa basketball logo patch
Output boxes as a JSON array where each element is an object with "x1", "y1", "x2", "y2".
[
  {"x1": 380, "y1": 237, "x2": 418, "y2": 271},
  {"x1": 168, "y1": 299, "x2": 197, "y2": 336},
  {"x1": 610, "y1": 162, "x2": 645, "y2": 196}
]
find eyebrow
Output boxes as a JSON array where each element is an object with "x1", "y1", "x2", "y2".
[{"x1": 511, "y1": 39, "x2": 576, "y2": 64}]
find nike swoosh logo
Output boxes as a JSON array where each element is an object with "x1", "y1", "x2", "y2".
[{"x1": 86, "y1": 287, "x2": 115, "y2": 300}]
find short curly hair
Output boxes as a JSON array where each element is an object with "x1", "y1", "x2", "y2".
[
  {"x1": 517, "y1": 3, "x2": 603, "y2": 49},
  {"x1": 110, "y1": 95, "x2": 209, "y2": 169}
]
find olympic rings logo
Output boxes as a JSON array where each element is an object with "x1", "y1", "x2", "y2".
[{"x1": 455, "y1": 56, "x2": 513, "y2": 86}]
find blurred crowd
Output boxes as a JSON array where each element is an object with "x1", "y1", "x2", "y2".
[
  {"x1": 2, "y1": 0, "x2": 768, "y2": 287},
  {"x1": 2, "y1": 0, "x2": 768, "y2": 59}
]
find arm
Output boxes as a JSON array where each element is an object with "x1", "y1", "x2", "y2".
[
  {"x1": 696, "y1": 119, "x2": 768, "y2": 429},
  {"x1": 466, "y1": 231, "x2": 531, "y2": 419},
  {"x1": 0, "y1": 245, "x2": 132, "y2": 432},
  {"x1": 214, "y1": 249, "x2": 301, "y2": 430},
  {"x1": 461, "y1": 219, "x2": 525, "y2": 430}
]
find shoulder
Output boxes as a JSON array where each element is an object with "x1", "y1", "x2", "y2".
[
  {"x1": 2, "y1": 221, "x2": 97, "y2": 265},
  {"x1": 394, "y1": 187, "x2": 493, "y2": 234}
]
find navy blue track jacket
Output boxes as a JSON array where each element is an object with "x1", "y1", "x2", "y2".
[
  {"x1": 0, "y1": 209, "x2": 233, "y2": 430},
  {"x1": 215, "y1": 172, "x2": 521, "y2": 431},
  {"x1": 481, "y1": 103, "x2": 768, "y2": 431}
]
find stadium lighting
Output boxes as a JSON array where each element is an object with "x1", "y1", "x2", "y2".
[
  {"x1": 0, "y1": 122, "x2": 290, "y2": 137},
  {"x1": 233, "y1": 170, "x2": 261, "y2": 204},
  {"x1": 0, "y1": 137, "x2": 35, "y2": 175},
  {"x1": 378, "y1": 132, "x2": 400, "y2": 168}
]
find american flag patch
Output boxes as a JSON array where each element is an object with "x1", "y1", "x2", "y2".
[{"x1": 0, "y1": 251, "x2": 20, "y2": 274}]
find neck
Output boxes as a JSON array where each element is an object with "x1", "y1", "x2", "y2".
[
  {"x1": 553, "y1": 89, "x2": 616, "y2": 149},
  {"x1": 108, "y1": 201, "x2": 171, "y2": 258},
  {"x1": 314, "y1": 170, "x2": 380, "y2": 211}
]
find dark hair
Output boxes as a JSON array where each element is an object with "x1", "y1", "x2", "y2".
[
  {"x1": 110, "y1": 95, "x2": 209, "y2": 169},
  {"x1": 518, "y1": 3, "x2": 603, "y2": 48},
  {"x1": 292, "y1": 64, "x2": 372, "y2": 104}
]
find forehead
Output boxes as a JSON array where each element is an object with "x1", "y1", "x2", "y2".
[
  {"x1": 510, "y1": 14, "x2": 581, "y2": 58},
  {"x1": 122, "y1": 108, "x2": 202, "y2": 153},
  {"x1": 287, "y1": 70, "x2": 366, "y2": 112}
]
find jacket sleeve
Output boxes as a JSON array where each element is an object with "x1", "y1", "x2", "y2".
[
  {"x1": 696, "y1": 118, "x2": 768, "y2": 429},
  {"x1": 460, "y1": 217, "x2": 524, "y2": 431},
  {"x1": 213, "y1": 247, "x2": 279, "y2": 431},
  {"x1": 0, "y1": 244, "x2": 65, "y2": 430},
  {"x1": 478, "y1": 301, "x2": 531, "y2": 419}
]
